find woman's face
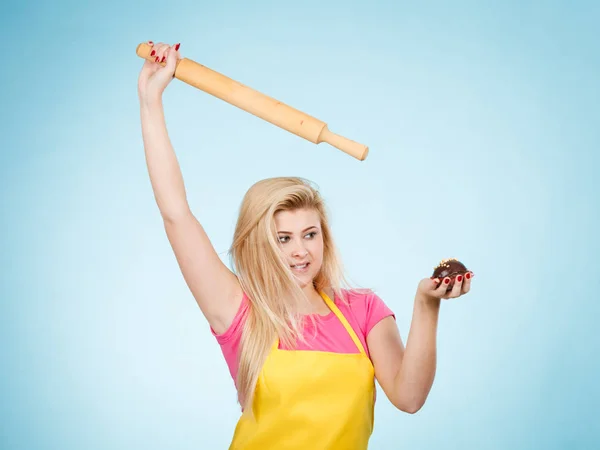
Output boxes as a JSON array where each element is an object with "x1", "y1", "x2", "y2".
[{"x1": 274, "y1": 208, "x2": 324, "y2": 289}]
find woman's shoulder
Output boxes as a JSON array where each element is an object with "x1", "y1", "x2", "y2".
[
  {"x1": 335, "y1": 287, "x2": 395, "y2": 334},
  {"x1": 336, "y1": 287, "x2": 383, "y2": 306}
]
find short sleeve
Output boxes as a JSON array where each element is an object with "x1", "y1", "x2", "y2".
[
  {"x1": 210, "y1": 293, "x2": 249, "y2": 383},
  {"x1": 210, "y1": 293, "x2": 248, "y2": 344},
  {"x1": 363, "y1": 292, "x2": 395, "y2": 335}
]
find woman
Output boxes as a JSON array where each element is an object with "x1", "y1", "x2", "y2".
[{"x1": 138, "y1": 41, "x2": 473, "y2": 449}]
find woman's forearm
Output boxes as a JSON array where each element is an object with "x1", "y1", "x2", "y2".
[
  {"x1": 394, "y1": 295, "x2": 441, "y2": 412},
  {"x1": 140, "y1": 96, "x2": 189, "y2": 221}
]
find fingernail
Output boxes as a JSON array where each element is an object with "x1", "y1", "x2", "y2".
[
  {"x1": 155, "y1": 56, "x2": 159, "y2": 62},
  {"x1": 161, "y1": 56, "x2": 166, "y2": 62},
  {"x1": 148, "y1": 41, "x2": 153, "y2": 45},
  {"x1": 151, "y1": 50, "x2": 156, "y2": 56},
  {"x1": 175, "y1": 43, "x2": 180, "y2": 51},
  {"x1": 465, "y1": 272, "x2": 471, "y2": 280},
  {"x1": 457, "y1": 275, "x2": 463, "y2": 282},
  {"x1": 444, "y1": 278, "x2": 450, "y2": 284}
]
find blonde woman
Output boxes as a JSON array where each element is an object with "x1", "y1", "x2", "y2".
[{"x1": 138, "y1": 42, "x2": 474, "y2": 449}]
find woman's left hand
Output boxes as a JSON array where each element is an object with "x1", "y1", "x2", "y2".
[{"x1": 417, "y1": 271, "x2": 474, "y2": 301}]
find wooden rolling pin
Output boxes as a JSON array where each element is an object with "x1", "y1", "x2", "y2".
[{"x1": 136, "y1": 42, "x2": 369, "y2": 161}]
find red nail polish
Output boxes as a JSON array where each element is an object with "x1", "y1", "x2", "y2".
[
  {"x1": 444, "y1": 278, "x2": 450, "y2": 284},
  {"x1": 465, "y1": 272, "x2": 471, "y2": 280},
  {"x1": 155, "y1": 56, "x2": 159, "y2": 62},
  {"x1": 151, "y1": 50, "x2": 156, "y2": 56},
  {"x1": 148, "y1": 41, "x2": 153, "y2": 44},
  {"x1": 457, "y1": 275, "x2": 463, "y2": 282},
  {"x1": 175, "y1": 43, "x2": 180, "y2": 51},
  {"x1": 161, "y1": 56, "x2": 166, "y2": 62}
]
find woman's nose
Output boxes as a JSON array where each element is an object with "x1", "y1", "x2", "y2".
[{"x1": 292, "y1": 242, "x2": 308, "y2": 257}]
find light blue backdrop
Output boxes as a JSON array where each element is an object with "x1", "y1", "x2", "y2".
[{"x1": 2, "y1": 0, "x2": 599, "y2": 449}]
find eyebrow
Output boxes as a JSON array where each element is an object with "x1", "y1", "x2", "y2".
[{"x1": 277, "y1": 226, "x2": 319, "y2": 234}]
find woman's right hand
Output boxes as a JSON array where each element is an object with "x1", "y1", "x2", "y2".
[{"x1": 137, "y1": 41, "x2": 181, "y2": 104}]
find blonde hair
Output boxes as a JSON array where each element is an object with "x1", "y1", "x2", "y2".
[{"x1": 229, "y1": 176, "x2": 349, "y2": 414}]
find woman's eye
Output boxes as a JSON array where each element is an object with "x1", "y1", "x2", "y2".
[{"x1": 278, "y1": 236, "x2": 289, "y2": 243}]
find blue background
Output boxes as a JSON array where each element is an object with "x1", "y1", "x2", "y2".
[{"x1": 2, "y1": 0, "x2": 599, "y2": 448}]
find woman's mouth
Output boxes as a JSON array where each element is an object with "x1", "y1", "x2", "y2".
[{"x1": 291, "y1": 262, "x2": 310, "y2": 273}]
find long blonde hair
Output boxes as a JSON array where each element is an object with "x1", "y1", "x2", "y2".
[{"x1": 229, "y1": 176, "x2": 348, "y2": 414}]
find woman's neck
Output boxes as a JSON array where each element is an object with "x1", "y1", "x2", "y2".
[{"x1": 301, "y1": 284, "x2": 332, "y2": 316}]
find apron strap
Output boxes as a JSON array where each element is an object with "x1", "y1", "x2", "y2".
[{"x1": 320, "y1": 291, "x2": 368, "y2": 357}]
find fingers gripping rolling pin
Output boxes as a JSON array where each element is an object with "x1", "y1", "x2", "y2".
[{"x1": 136, "y1": 43, "x2": 369, "y2": 161}]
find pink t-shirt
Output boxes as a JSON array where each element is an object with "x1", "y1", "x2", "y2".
[{"x1": 211, "y1": 289, "x2": 395, "y2": 384}]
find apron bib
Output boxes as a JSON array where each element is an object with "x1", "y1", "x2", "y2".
[{"x1": 229, "y1": 291, "x2": 375, "y2": 449}]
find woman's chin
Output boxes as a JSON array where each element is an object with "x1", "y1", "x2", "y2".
[
  {"x1": 290, "y1": 264, "x2": 321, "y2": 290},
  {"x1": 293, "y1": 274, "x2": 314, "y2": 289}
]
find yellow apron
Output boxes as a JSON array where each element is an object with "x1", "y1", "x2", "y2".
[{"x1": 229, "y1": 291, "x2": 375, "y2": 449}]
